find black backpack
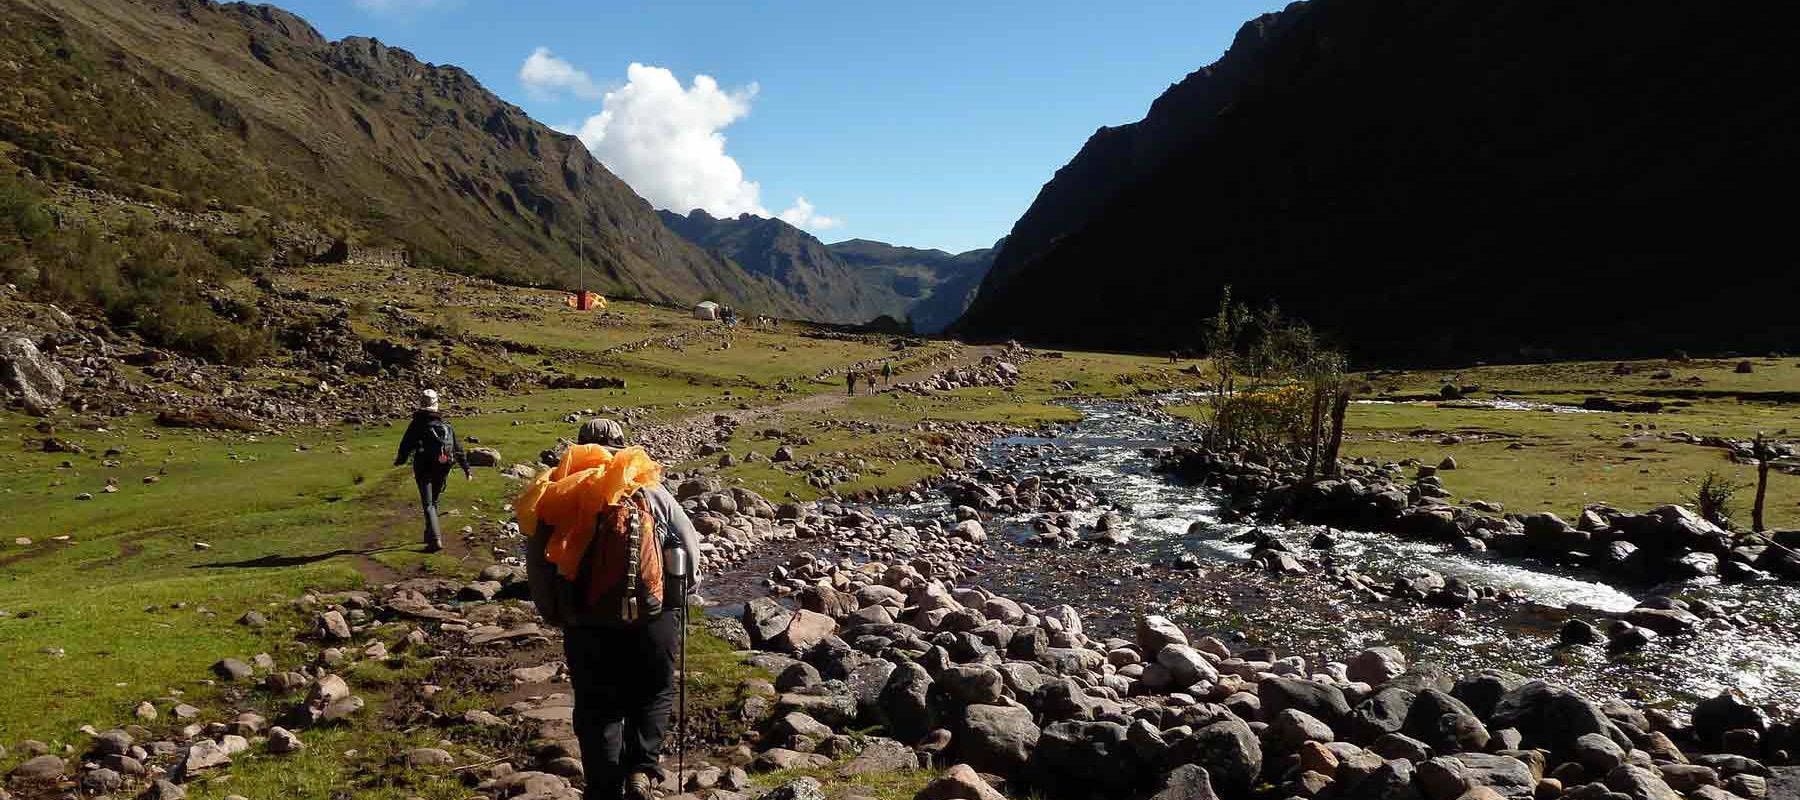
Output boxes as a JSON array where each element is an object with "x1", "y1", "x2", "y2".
[{"x1": 418, "y1": 418, "x2": 455, "y2": 465}]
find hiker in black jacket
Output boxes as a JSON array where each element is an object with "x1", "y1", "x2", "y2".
[{"x1": 394, "y1": 389, "x2": 470, "y2": 552}]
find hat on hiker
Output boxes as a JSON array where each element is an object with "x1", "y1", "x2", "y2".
[
  {"x1": 419, "y1": 389, "x2": 440, "y2": 412},
  {"x1": 577, "y1": 417, "x2": 626, "y2": 447}
]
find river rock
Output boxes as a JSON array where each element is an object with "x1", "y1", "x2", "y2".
[
  {"x1": 939, "y1": 664, "x2": 1005, "y2": 705},
  {"x1": 1560, "y1": 620, "x2": 1602, "y2": 646},
  {"x1": 743, "y1": 597, "x2": 794, "y2": 649},
  {"x1": 1177, "y1": 718, "x2": 1263, "y2": 796},
  {"x1": 1605, "y1": 764, "x2": 1682, "y2": 800},
  {"x1": 1152, "y1": 764, "x2": 1222, "y2": 800},
  {"x1": 1264, "y1": 675, "x2": 1352, "y2": 726},
  {"x1": 957, "y1": 703, "x2": 1040, "y2": 775},
  {"x1": 1573, "y1": 733, "x2": 1626, "y2": 773},
  {"x1": 952, "y1": 520, "x2": 987, "y2": 544},
  {"x1": 1344, "y1": 757, "x2": 1423, "y2": 800},
  {"x1": 1350, "y1": 647, "x2": 1409, "y2": 685},
  {"x1": 1030, "y1": 720, "x2": 1135, "y2": 799},
  {"x1": 1692, "y1": 690, "x2": 1769, "y2": 746},
  {"x1": 1138, "y1": 614, "x2": 1189, "y2": 653},
  {"x1": 1159, "y1": 644, "x2": 1221, "y2": 687},
  {"x1": 1455, "y1": 753, "x2": 1536, "y2": 796},
  {"x1": 1267, "y1": 708, "x2": 1338, "y2": 754},
  {"x1": 880, "y1": 662, "x2": 937, "y2": 743},
  {"x1": 916, "y1": 763, "x2": 1007, "y2": 800}
]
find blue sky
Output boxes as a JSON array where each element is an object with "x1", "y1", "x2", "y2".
[{"x1": 280, "y1": 0, "x2": 1289, "y2": 253}]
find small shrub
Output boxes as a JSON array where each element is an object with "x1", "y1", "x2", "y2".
[
  {"x1": 1688, "y1": 470, "x2": 1746, "y2": 530},
  {"x1": 1735, "y1": 360, "x2": 1754, "y2": 374}
]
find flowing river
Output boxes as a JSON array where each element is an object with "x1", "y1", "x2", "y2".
[{"x1": 863, "y1": 399, "x2": 1800, "y2": 710}]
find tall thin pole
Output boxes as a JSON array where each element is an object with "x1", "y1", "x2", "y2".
[{"x1": 577, "y1": 181, "x2": 586, "y2": 295}]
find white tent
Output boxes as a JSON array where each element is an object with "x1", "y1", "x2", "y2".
[{"x1": 693, "y1": 301, "x2": 720, "y2": 320}]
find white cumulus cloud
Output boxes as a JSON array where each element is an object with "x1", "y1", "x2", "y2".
[
  {"x1": 778, "y1": 197, "x2": 841, "y2": 231},
  {"x1": 518, "y1": 47, "x2": 603, "y2": 101},
  {"x1": 541, "y1": 58, "x2": 840, "y2": 232}
]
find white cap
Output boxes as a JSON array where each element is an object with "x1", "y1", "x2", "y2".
[{"x1": 419, "y1": 389, "x2": 439, "y2": 411}]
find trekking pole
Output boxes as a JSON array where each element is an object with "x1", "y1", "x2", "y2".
[{"x1": 678, "y1": 573, "x2": 689, "y2": 794}]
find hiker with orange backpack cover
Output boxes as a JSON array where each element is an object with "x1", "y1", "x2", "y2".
[{"x1": 519, "y1": 418, "x2": 702, "y2": 800}]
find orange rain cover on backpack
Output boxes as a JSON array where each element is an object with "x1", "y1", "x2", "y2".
[{"x1": 516, "y1": 443, "x2": 664, "y2": 581}]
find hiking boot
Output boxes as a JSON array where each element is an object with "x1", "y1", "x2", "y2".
[{"x1": 622, "y1": 772, "x2": 654, "y2": 800}]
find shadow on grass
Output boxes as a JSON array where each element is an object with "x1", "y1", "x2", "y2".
[{"x1": 192, "y1": 544, "x2": 410, "y2": 569}]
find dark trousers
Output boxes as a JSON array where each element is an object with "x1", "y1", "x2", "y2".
[
  {"x1": 564, "y1": 610, "x2": 679, "y2": 798},
  {"x1": 413, "y1": 465, "x2": 449, "y2": 547}
]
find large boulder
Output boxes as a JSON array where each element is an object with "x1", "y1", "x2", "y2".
[
  {"x1": 1173, "y1": 718, "x2": 1263, "y2": 796},
  {"x1": 1158, "y1": 644, "x2": 1221, "y2": 687},
  {"x1": 1263, "y1": 676, "x2": 1353, "y2": 726},
  {"x1": 743, "y1": 598, "x2": 796, "y2": 650},
  {"x1": 1138, "y1": 614, "x2": 1190, "y2": 653},
  {"x1": 1266, "y1": 708, "x2": 1337, "y2": 754},
  {"x1": 957, "y1": 703, "x2": 1041, "y2": 775},
  {"x1": 916, "y1": 763, "x2": 1008, "y2": 800},
  {"x1": 0, "y1": 336, "x2": 64, "y2": 416},
  {"x1": 938, "y1": 665, "x2": 1006, "y2": 706},
  {"x1": 1451, "y1": 670, "x2": 1527, "y2": 721},
  {"x1": 1349, "y1": 647, "x2": 1409, "y2": 685},
  {"x1": 772, "y1": 610, "x2": 838, "y2": 654},
  {"x1": 880, "y1": 662, "x2": 938, "y2": 743},
  {"x1": 1029, "y1": 720, "x2": 1136, "y2": 799},
  {"x1": 1488, "y1": 681, "x2": 1624, "y2": 754},
  {"x1": 1606, "y1": 765, "x2": 1683, "y2": 800},
  {"x1": 1151, "y1": 764, "x2": 1222, "y2": 800},
  {"x1": 1692, "y1": 690, "x2": 1769, "y2": 746}
]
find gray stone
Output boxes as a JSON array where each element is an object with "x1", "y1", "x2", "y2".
[
  {"x1": 916, "y1": 763, "x2": 1007, "y2": 800},
  {"x1": 404, "y1": 747, "x2": 455, "y2": 768},
  {"x1": 1138, "y1": 614, "x2": 1190, "y2": 653},
  {"x1": 1605, "y1": 765, "x2": 1681, "y2": 800},
  {"x1": 1350, "y1": 647, "x2": 1409, "y2": 685},
  {"x1": 1264, "y1": 675, "x2": 1353, "y2": 726},
  {"x1": 958, "y1": 703, "x2": 1040, "y2": 775},
  {"x1": 1573, "y1": 733, "x2": 1626, "y2": 773},
  {"x1": 317, "y1": 610, "x2": 352, "y2": 640},
  {"x1": 0, "y1": 336, "x2": 65, "y2": 416},
  {"x1": 837, "y1": 737, "x2": 917, "y2": 776},
  {"x1": 212, "y1": 658, "x2": 254, "y2": 682},
  {"x1": 1179, "y1": 718, "x2": 1264, "y2": 796},
  {"x1": 1159, "y1": 644, "x2": 1221, "y2": 687},
  {"x1": 7, "y1": 755, "x2": 64, "y2": 781},
  {"x1": 1152, "y1": 764, "x2": 1223, "y2": 800},
  {"x1": 180, "y1": 739, "x2": 233, "y2": 777},
  {"x1": 879, "y1": 661, "x2": 936, "y2": 743},
  {"x1": 268, "y1": 726, "x2": 304, "y2": 754},
  {"x1": 1266, "y1": 708, "x2": 1337, "y2": 754}
]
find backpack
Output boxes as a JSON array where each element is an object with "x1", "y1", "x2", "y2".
[
  {"x1": 526, "y1": 491, "x2": 666, "y2": 628},
  {"x1": 418, "y1": 418, "x2": 455, "y2": 465}
]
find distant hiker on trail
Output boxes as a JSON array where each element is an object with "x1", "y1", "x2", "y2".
[
  {"x1": 1169, "y1": 350, "x2": 1179, "y2": 364},
  {"x1": 393, "y1": 389, "x2": 469, "y2": 553},
  {"x1": 522, "y1": 418, "x2": 703, "y2": 800},
  {"x1": 846, "y1": 369, "x2": 858, "y2": 396},
  {"x1": 882, "y1": 360, "x2": 894, "y2": 386}
]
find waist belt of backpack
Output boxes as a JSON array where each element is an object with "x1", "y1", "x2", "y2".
[{"x1": 622, "y1": 499, "x2": 642, "y2": 623}]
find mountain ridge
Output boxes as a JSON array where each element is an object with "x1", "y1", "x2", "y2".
[
  {"x1": 0, "y1": 0, "x2": 868, "y2": 321},
  {"x1": 657, "y1": 209, "x2": 998, "y2": 332},
  {"x1": 959, "y1": 0, "x2": 1800, "y2": 364}
]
